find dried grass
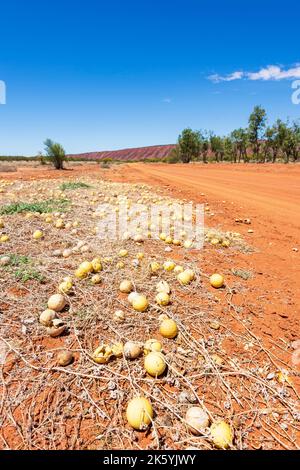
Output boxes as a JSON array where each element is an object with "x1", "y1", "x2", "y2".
[{"x1": 0, "y1": 177, "x2": 299, "y2": 450}]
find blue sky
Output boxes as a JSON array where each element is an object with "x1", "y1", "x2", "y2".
[{"x1": 0, "y1": 0, "x2": 299, "y2": 155}]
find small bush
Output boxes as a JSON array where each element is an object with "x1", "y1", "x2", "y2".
[
  {"x1": 231, "y1": 268, "x2": 253, "y2": 280},
  {"x1": 0, "y1": 199, "x2": 69, "y2": 215},
  {"x1": 165, "y1": 155, "x2": 179, "y2": 164},
  {"x1": 100, "y1": 162, "x2": 111, "y2": 169},
  {"x1": 3, "y1": 254, "x2": 44, "y2": 283},
  {"x1": 0, "y1": 156, "x2": 35, "y2": 162},
  {"x1": 60, "y1": 182, "x2": 91, "y2": 191},
  {"x1": 164, "y1": 147, "x2": 181, "y2": 164},
  {"x1": 14, "y1": 268, "x2": 44, "y2": 283},
  {"x1": 44, "y1": 139, "x2": 66, "y2": 170},
  {"x1": 39, "y1": 156, "x2": 47, "y2": 165}
]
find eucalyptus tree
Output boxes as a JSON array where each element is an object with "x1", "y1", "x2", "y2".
[
  {"x1": 231, "y1": 128, "x2": 249, "y2": 162},
  {"x1": 223, "y1": 136, "x2": 234, "y2": 162},
  {"x1": 263, "y1": 126, "x2": 276, "y2": 162},
  {"x1": 281, "y1": 121, "x2": 300, "y2": 163},
  {"x1": 248, "y1": 105, "x2": 267, "y2": 160},
  {"x1": 290, "y1": 121, "x2": 300, "y2": 162},
  {"x1": 210, "y1": 134, "x2": 225, "y2": 162},
  {"x1": 178, "y1": 128, "x2": 202, "y2": 163},
  {"x1": 199, "y1": 130, "x2": 210, "y2": 163}
]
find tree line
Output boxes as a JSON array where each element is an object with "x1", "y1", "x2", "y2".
[
  {"x1": 167, "y1": 106, "x2": 300, "y2": 164},
  {"x1": 2, "y1": 107, "x2": 299, "y2": 169}
]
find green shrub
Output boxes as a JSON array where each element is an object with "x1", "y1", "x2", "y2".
[
  {"x1": 0, "y1": 199, "x2": 69, "y2": 215},
  {"x1": 60, "y1": 182, "x2": 91, "y2": 191},
  {"x1": 2, "y1": 254, "x2": 44, "y2": 283}
]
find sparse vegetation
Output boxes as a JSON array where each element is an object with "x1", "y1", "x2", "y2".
[
  {"x1": 0, "y1": 199, "x2": 69, "y2": 215},
  {"x1": 1, "y1": 112, "x2": 299, "y2": 166},
  {"x1": 248, "y1": 105, "x2": 267, "y2": 160},
  {"x1": 0, "y1": 175, "x2": 299, "y2": 451},
  {"x1": 4, "y1": 254, "x2": 44, "y2": 283},
  {"x1": 44, "y1": 138, "x2": 66, "y2": 170},
  {"x1": 168, "y1": 106, "x2": 300, "y2": 164},
  {"x1": 14, "y1": 266, "x2": 44, "y2": 283},
  {"x1": 60, "y1": 182, "x2": 91, "y2": 191},
  {"x1": 231, "y1": 268, "x2": 253, "y2": 280},
  {"x1": 8, "y1": 254, "x2": 30, "y2": 266},
  {"x1": 100, "y1": 161, "x2": 111, "y2": 169},
  {"x1": 0, "y1": 155, "x2": 35, "y2": 161},
  {"x1": 165, "y1": 146, "x2": 181, "y2": 163},
  {"x1": 178, "y1": 128, "x2": 201, "y2": 163}
]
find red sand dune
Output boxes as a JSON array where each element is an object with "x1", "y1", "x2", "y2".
[
  {"x1": 68, "y1": 144, "x2": 175, "y2": 161},
  {"x1": 67, "y1": 144, "x2": 176, "y2": 161}
]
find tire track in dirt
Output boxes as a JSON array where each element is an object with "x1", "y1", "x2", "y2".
[{"x1": 107, "y1": 163, "x2": 300, "y2": 356}]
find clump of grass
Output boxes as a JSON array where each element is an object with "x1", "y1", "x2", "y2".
[
  {"x1": 8, "y1": 254, "x2": 30, "y2": 266},
  {"x1": 231, "y1": 268, "x2": 253, "y2": 280},
  {"x1": 14, "y1": 268, "x2": 44, "y2": 283},
  {"x1": 4, "y1": 254, "x2": 45, "y2": 283},
  {"x1": 74, "y1": 310, "x2": 90, "y2": 322},
  {"x1": 100, "y1": 162, "x2": 111, "y2": 169},
  {"x1": 60, "y1": 182, "x2": 91, "y2": 191},
  {"x1": 0, "y1": 199, "x2": 69, "y2": 215}
]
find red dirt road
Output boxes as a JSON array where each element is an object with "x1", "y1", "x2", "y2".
[
  {"x1": 108, "y1": 163, "x2": 300, "y2": 347},
  {"x1": 110, "y1": 162, "x2": 300, "y2": 249},
  {"x1": 112, "y1": 163, "x2": 300, "y2": 228}
]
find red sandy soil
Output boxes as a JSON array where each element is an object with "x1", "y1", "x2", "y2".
[
  {"x1": 2, "y1": 162, "x2": 299, "y2": 345},
  {"x1": 1, "y1": 163, "x2": 299, "y2": 335},
  {"x1": 107, "y1": 163, "x2": 300, "y2": 350},
  {"x1": 1, "y1": 162, "x2": 299, "y2": 449}
]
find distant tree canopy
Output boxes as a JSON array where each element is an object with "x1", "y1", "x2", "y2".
[
  {"x1": 248, "y1": 105, "x2": 267, "y2": 159},
  {"x1": 44, "y1": 139, "x2": 66, "y2": 170},
  {"x1": 168, "y1": 106, "x2": 300, "y2": 164},
  {"x1": 231, "y1": 128, "x2": 248, "y2": 163},
  {"x1": 210, "y1": 134, "x2": 225, "y2": 162},
  {"x1": 178, "y1": 128, "x2": 201, "y2": 163}
]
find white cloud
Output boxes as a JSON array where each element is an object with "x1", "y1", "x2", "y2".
[
  {"x1": 247, "y1": 64, "x2": 300, "y2": 80},
  {"x1": 208, "y1": 64, "x2": 300, "y2": 82},
  {"x1": 162, "y1": 97, "x2": 172, "y2": 103},
  {"x1": 208, "y1": 71, "x2": 244, "y2": 82}
]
